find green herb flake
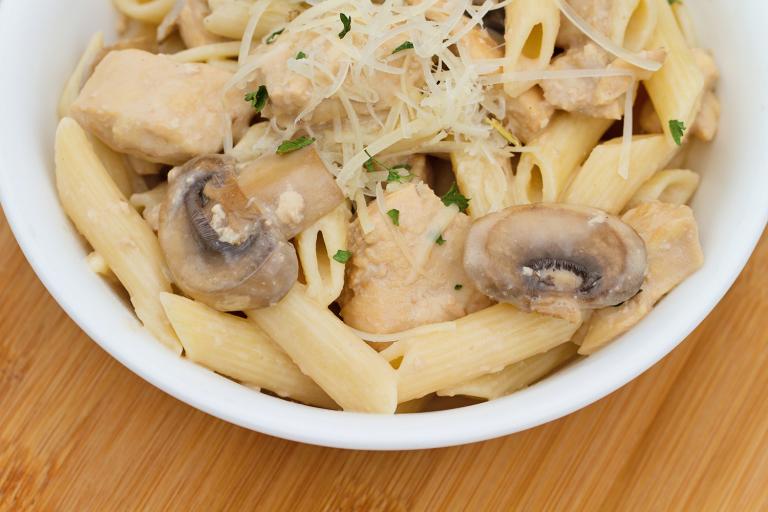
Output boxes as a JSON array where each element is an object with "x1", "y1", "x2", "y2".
[
  {"x1": 668, "y1": 0, "x2": 682, "y2": 4},
  {"x1": 392, "y1": 41, "x2": 415, "y2": 54},
  {"x1": 387, "y1": 209, "x2": 400, "y2": 226},
  {"x1": 332, "y1": 250, "x2": 352, "y2": 264},
  {"x1": 266, "y1": 28, "x2": 284, "y2": 44},
  {"x1": 669, "y1": 119, "x2": 686, "y2": 146},
  {"x1": 441, "y1": 183, "x2": 470, "y2": 213},
  {"x1": 387, "y1": 168, "x2": 412, "y2": 183},
  {"x1": 276, "y1": 136, "x2": 315, "y2": 155},
  {"x1": 435, "y1": 234, "x2": 447, "y2": 246},
  {"x1": 244, "y1": 86, "x2": 269, "y2": 113},
  {"x1": 454, "y1": 284, "x2": 463, "y2": 291},
  {"x1": 338, "y1": 13, "x2": 352, "y2": 39},
  {"x1": 295, "y1": 51, "x2": 307, "y2": 60}
]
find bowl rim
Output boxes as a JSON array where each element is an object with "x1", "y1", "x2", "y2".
[{"x1": 1, "y1": 0, "x2": 767, "y2": 451}]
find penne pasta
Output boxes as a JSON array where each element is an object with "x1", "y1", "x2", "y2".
[
  {"x1": 643, "y1": 0, "x2": 706, "y2": 146},
  {"x1": 204, "y1": 0, "x2": 304, "y2": 40},
  {"x1": 55, "y1": 117, "x2": 181, "y2": 353},
  {"x1": 562, "y1": 134, "x2": 677, "y2": 214},
  {"x1": 160, "y1": 293, "x2": 335, "y2": 408},
  {"x1": 451, "y1": 146, "x2": 514, "y2": 218},
  {"x1": 615, "y1": 0, "x2": 659, "y2": 52},
  {"x1": 384, "y1": 304, "x2": 581, "y2": 403},
  {"x1": 437, "y1": 342, "x2": 579, "y2": 400},
  {"x1": 169, "y1": 41, "x2": 242, "y2": 63},
  {"x1": 58, "y1": 32, "x2": 104, "y2": 119},
  {"x1": 296, "y1": 203, "x2": 350, "y2": 307},
  {"x1": 113, "y1": 0, "x2": 176, "y2": 24},
  {"x1": 503, "y1": 0, "x2": 561, "y2": 98},
  {"x1": 626, "y1": 168, "x2": 700, "y2": 210},
  {"x1": 248, "y1": 285, "x2": 398, "y2": 413},
  {"x1": 513, "y1": 113, "x2": 612, "y2": 204}
]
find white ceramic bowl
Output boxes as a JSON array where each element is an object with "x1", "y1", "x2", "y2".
[{"x1": 1, "y1": 0, "x2": 766, "y2": 450}]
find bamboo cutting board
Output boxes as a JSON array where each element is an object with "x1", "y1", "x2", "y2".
[{"x1": 1, "y1": 208, "x2": 766, "y2": 511}]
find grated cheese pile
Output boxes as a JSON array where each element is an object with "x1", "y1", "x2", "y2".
[{"x1": 223, "y1": 0, "x2": 644, "y2": 200}]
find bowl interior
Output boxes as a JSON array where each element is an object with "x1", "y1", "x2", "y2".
[{"x1": 0, "y1": 0, "x2": 766, "y2": 450}]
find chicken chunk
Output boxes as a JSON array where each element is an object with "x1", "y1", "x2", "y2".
[
  {"x1": 505, "y1": 86, "x2": 555, "y2": 143},
  {"x1": 71, "y1": 49, "x2": 252, "y2": 165},
  {"x1": 578, "y1": 201, "x2": 704, "y2": 354},
  {"x1": 340, "y1": 183, "x2": 491, "y2": 333},
  {"x1": 250, "y1": 31, "x2": 419, "y2": 127}
]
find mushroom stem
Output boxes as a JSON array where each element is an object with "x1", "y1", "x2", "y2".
[{"x1": 236, "y1": 147, "x2": 345, "y2": 239}]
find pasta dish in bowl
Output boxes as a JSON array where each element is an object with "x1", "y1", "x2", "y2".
[{"x1": 1, "y1": 0, "x2": 766, "y2": 447}]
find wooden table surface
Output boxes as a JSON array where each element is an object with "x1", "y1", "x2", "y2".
[{"x1": 1, "y1": 207, "x2": 766, "y2": 512}]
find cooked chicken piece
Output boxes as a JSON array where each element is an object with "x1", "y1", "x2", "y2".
[
  {"x1": 71, "y1": 49, "x2": 252, "y2": 165},
  {"x1": 541, "y1": 44, "x2": 663, "y2": 120},
  {"x1": 250, "y1": 31, "x2": 419, "y2": 127},
  {"x1": 505, "y1": 86, "x2": 555, "y2": 143},
  {"x1": 555, "y1": 0, "x2": 611, "y2": 49},
  {"x1": 556, "y1": 0, "x2": 655, "y2": 51},
  {"x1": 692, "y1": 91, "x2": 720, "y2": 141},
  {"x1": 578, "y1": 201, "x2": 704, "y2": 354},
  {"x1": 340, "y1": 183, "x2": 491, "y2": 333}
]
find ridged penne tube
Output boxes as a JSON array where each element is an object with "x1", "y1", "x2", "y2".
[
  {"x1": 296, "y1": 203, "x2": 350, "y2": 307},
  {"x1": 231, "y1": 122, "x2": 273, "y2": 162},
  {"x1": 169, "y1": 41, "x2": 242, "y2": 63},
  {"x1": 160, "y1": 293, "x2": 335, "y2": 408},
  {"x1": 626, "y1": 169, "x2": 700, "y2": 210},
  {"x1": 386, "y1": 304, "x2": 581, "y2": 403},
  {"x1": 616, "y1": 0, "x2": 659, "y2": 52},
  {"x1": 247, "y1": 286, "x2": 398, "y2": 413},
  {"x1": 58, "y1": 32, "x2": 104, "y2": 119},
  {"x1": 437, "y1": 343, "x2": 578, "y2": 400},
  {"x1": 671, "y1": 2, "x2": 698, "y2": 47},
  {"x1": 113, "y1": 0, "x2": 176, "y2": 24},
  {"x1": 204, "y1": 0, "x2": 304, "y2": 40},
  {"x1": 643, "y1": 0, "x2": 706, "y2": 146},
  {"x1": 513, "y1": 113, "x2": 612, "y2": 204},
  {"x1": 503, "y1": 0, "x2": 560, "y2": 98},
  {"x1": 55, "y1": 118, "x2": 181, "y2": 353},
  {"x1": 451, "y1": 147, "x2": 514, "y2": 218},
  {"x1": 562, "y1": 135, "x2": 677, "y2": 214}
]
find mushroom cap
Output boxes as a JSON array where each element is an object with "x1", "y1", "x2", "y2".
[
  {"x1": 159, "y1": 154, "x2": 298, "y2": 311},
  {"x1": 464, "y1": 203, "x2": 647, "y2": 321}
]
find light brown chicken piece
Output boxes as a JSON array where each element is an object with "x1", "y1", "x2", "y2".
[
  {"x1": 340, "y1": 183, "x2": 491, "y2": 334},
  {"x1": 71, "y1": 49, "x2": 252, "y2": 165},
  {"x1": 578, "y1": 201, "x2": 704, "y2": 354}
]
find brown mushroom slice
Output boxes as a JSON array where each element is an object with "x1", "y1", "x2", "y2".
[
  {"x1": 159, "y1": 155, "x2": 298, "y2": 311},
  {"x1": 236, "y1": 147, "x2": 345, "y2": 239},
  {"x1": 464, "y1": 204, "x2": 647, "y2": 322}
]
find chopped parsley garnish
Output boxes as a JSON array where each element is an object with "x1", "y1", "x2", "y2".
[
  {"x1": 441, "y1": 183, "x2": 470, "y2": 213},
  {"x1": 295, "y1": 51, "x2": 307, "y2": 60},
  {"x1": 669, "y1": 119, "x2": 686, "y2": 146},
  {"x1": 435, "y1": 234, "x2": 447, "y2": 246},
  {"x1": 276, "y1": 136, "x2": 315, "y2": 154},
  {"x1": 392, "y1": 41, "x2": 415, "y2": 54},
  {"x1": 387, "y1": 209, "x2": 400, "y2": 226},
  {"x1": 338, "y1": 13, "x2": 352, "y2": 39},
  {"x1": 668, "y1": 0, "x2": 682, "y2": 4},
  {"x1": 333, "y1": 250, "x2": 352, "y2": 263},
  {"x1": 244, "y1": 86, "x2": 269, "y2": 113},
  {"x1": 387, "y1": 166, "x2": 412, "y2": 183},
  {"x1": 266, "y1": 28, "x2": 284, "y2": 44},
  {"x1": 454, "y1": 284, "x2": 463, "y2": 291}
]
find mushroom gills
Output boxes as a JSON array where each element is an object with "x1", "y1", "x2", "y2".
[
  {"x1": 463, "y1": 203, "x2": 647, "y2": 323},
  {"x1": 159, "y1": 155, "x2": 298, "y2": 311}
]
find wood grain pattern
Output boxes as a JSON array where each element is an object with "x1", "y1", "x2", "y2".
[{"x1": 1, "y1": 207, "x2": 766, "y2": 511}]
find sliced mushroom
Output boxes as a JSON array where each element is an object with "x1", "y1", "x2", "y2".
[
  {"x1": 159, "y1": 155, "x2": 298, "y2": 311},
  {"x1": 237, "y1": 147, "x2": 345, "y2": 238},
  {"x1": 464, "y1": 204, "x2": 647, "y2": 322}
]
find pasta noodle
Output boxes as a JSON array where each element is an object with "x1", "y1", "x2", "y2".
[
  {"x1": 248, "y1": 285, "x2": 398, "y2": 413},
  {"x1": 513, "y1": 113, "x2": 612, "y2": 204},
  {"x1": 503, "y1": 0, "x2": 561, "y2": 98},
  {"x1": 160, "y1": 292, "x2": 335, "y2": 408},
  {"x1": 59, "y1": 32, "x2": 104, "y2": 119},
  {"x1": 437, "y1": 342, "x2": 578, "y2": 400},
  {"x1": 562, "y1": 134, "x2": 677, "y2": 214},
  {"x1": 113, "y1": 0, "x2": 177, "y2": 24},
  {"x1": 643, "y1": 0, "x2": 706, "y2": 146},
  {"x1": 55, "y1": 117, "x2": 181, "y2": 353},
  {"x1": 296, "y1": 203, "x2": 350, "y2": 307},
  {"x1": 451, "y1": 146, "x2": 514, "y2": 218},
  {"x1": 383, "y1": 304, "x2": 581, "y2": 403},
  {"x1": 626, "y1": 169, "x2": 700, "y2": 210}
]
